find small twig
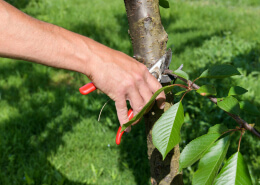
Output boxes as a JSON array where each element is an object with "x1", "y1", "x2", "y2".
[
  {"x1": 221, "y1": 128, "x2": 240, "y2": 136},
  {"x1": 180, "y1": 90, "x2": 189, "y2": 102},
  {"x1": 173, "y1": 74, "x2": 260, "y2": 139},
  {"x1": 98, "y1": 99, "x2": 111, "y2": 122},
  {"x1": 191, "y1": 77, "x2": 200, "y2": 87},
  {"x1": 238, "y1": 130, "x2": 243, "y2": 152},
  {"x1": 174, "y1": 84, "x2": 189, "y2": 89}
]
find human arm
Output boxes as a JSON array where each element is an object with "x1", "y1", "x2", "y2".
[{"x1": 0, "y1": 0, "x2": 165, "y2": 129}]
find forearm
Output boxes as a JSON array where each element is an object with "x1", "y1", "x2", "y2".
[
  {"x1": 0, "y1": 0, "x2": 97, "y2": 76},
  {"x1": 0, "y1": 0, "x2": 166, "y2": 127}
]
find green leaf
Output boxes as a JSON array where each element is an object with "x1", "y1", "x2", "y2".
[
  {"x1": 228, "y1": 86, "x2": 248, "y2": 96},
  {"x1": 179, "y1": 133, "x2": 222, "y2": 170},
  {"x1": 240, "y1": 101, "x2": 260, "y2": 116},
  {"x1": 159, "y1": 0, "x2": 170, "y2": 8},
  {"x1": 121, "y1": 84, "x2": 178, "y2": 131},
  {"x1": 213, "y1": 152, "x2": 252, "y2": 185},
  {"x1": 172, "y1": 69, "x2": 189, "y2": 80},
  {"x1": 193, "y1": 136, "x2": 230, "y2": 185},
  {"x1": 217, "y1": 96, "x2": 240, "y2": 115},
  {"x1": 152, "y1": 102, "x2": 184, "y2": 160},
  {"x1": 199, "y1": 65, "x2": 240, "y2": 79},
  {"x1": 175, "y1": 90, "x2": 187, "y2": 97},
  {"x1": 196, "y1": 85, "x2": 217, "y2": 96},
  {"x1": 208, "y1": 124, "x2": 229, "y2": 134}
]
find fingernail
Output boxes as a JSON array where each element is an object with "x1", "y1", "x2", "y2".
[{"x1": 160, "y1": 103, "x2": 165, "y2": 109}]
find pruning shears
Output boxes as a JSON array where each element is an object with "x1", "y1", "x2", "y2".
[{"x1": 79, "y1": 49, "x2": 174, "y2": 145}]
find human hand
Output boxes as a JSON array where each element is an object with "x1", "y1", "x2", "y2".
[
  {"x1": 85, "y1": 41, "x2": 166, "y2": 131},
  {"x1": 0, "y1": 0, "x2": 165, "y2": 132}
]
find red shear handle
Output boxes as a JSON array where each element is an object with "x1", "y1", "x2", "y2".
[
  {"x1": 79, "y1": 82, "x2": 97, "y2": 95},
  {"x1": 116, "y1": 109, "x2": 134, "y2": 145}
]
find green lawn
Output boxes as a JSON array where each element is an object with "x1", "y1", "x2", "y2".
[{"x1": 0, "y1": 0, "x2": 259, "y2": 184}]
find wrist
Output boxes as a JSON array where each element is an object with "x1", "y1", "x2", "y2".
[
  {"x1": 63, "y1": 34, "x2": 93, "y2": 76},
  {"x1": 80, "y1": 37, "x2": 116, "y2": 80},
  {"x1": 49, "y1": 29, "x2": 94, "y2": 77}
]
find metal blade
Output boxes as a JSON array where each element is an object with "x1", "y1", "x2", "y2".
[
  {"x1": 148, "y1": 48, "x2": 173, "y2": 83},
  {"x1": 161, "y1": 74, "x2": 175, "y2": 83},
  {"x1": 160, "y1": 49, "x2": 173, "y2": 83}
]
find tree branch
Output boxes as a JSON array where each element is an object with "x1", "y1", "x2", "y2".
[{"x1": 171, "y1": 74, "x2": 260, "y2": 139}]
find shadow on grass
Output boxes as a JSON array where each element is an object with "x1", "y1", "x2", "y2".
[
  {"x1": 5, "y1": 0, "x2": 36, "y2": 9},
  {"x1": 172, "y1": 32, "x2": 222, "y2": 55},
  {"x1": 231, "y1": 45, "x2": 260, "y2": 73},
  {"x1": 71, "y1": 13, "x2": 133, "y2": 55},
  {"x1": 0, "y1": 61, "x2": 110, "y2": 184}
]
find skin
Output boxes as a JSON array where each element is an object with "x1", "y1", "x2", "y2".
[{"x1": 0, "y1": 0, "x2": 165, "y2": 131}]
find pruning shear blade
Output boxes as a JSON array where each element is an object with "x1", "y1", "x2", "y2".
[{"x1": 149, "y1": 49, "x2": 174, "y2": 83}]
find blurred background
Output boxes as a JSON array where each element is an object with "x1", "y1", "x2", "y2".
[{"x1": 0, "y1": 0, "x2": 259, "y2": 184}]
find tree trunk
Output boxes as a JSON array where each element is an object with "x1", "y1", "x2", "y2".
[{"x1": 124, "y1": 0, "x2": 183, "y2": 184}]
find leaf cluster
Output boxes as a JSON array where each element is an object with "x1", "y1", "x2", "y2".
[{"x1": 122, "y1": 64, "x2": 259, "y2": 184}]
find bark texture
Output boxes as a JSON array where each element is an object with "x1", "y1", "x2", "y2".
[
  {"x1": 124, "y1": 0, "x2": 183, "y2": 184},
  {"x1": 124, "y1": 0, "x2": 168, "y2": 68}
]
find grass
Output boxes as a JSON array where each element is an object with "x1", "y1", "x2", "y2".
[{"x1": 0, "y1": 0, "x2": 259, "y2": 184}]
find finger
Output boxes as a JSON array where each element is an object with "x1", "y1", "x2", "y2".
[
  {"x1": 127, "y1": 87, "x2": 145, "y2": 126},
  {"x1": 127, "y1": 86, "x2": 145, "y2": 117},
  {"x1": 146, "y1": 73, "x2": 166, "y2": 109},
  {"x1": 115, "y1": 98, "x2": 131, "y2": 132},
  {"x1": 138, "y1": 83, "x2": 154, "y2": 104},
  {"x1": 137, "y1": 83, "x2": 155, "y2": 114}
]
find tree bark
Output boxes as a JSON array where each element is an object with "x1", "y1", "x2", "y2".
[{"x1": 124, "y1": 0, "x2": 183, "y2": 184}]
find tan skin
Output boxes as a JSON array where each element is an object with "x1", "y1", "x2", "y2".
[{"x1": 0, "y1": 0, "x2": 165, "y2": 131}]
